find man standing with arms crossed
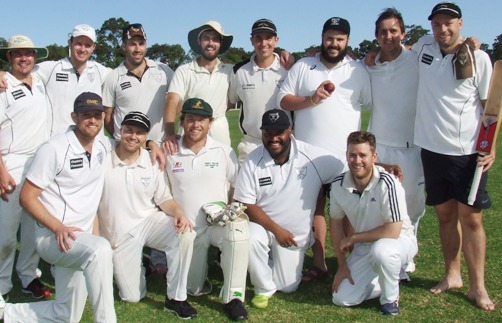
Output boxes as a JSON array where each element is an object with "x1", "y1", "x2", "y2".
[
  {"x1": 103, "y1": 23, "x2": 174, "y2": 145},
  {"x1": 163, "y1": 21, "x2": 234, "y2": 150},
  {"x1": 0, "y1": 35, "x2": 52, "y2": 302},
  {"x1": 364, "y1": 8, "x2": 425, "y2": 276},
  {"x1": 278, "y1": 17, "x2": 372, "y2": 280},
  {"x1": 413, "y1": 2, "x2": 495, "y2": 310},
  {"x1": 98, "y1": 111, "x2": 196, "y2": 319},
  {"x1": 165, "y1": 98, "x2": 248, "y2": 321},
  {"x1": 2, "y1": 92, "x2": 116, "y2": 322},
  {"x1": 229, "y1": 18, "x2": 291, "y2": 164}
]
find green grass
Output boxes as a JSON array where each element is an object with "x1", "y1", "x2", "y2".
[{"x1": 7, "y1": 109, "x2": 502, "y2": 322}]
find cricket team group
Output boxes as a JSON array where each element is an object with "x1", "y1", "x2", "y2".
[{"x1": 0, "y1": 1, "x2": 497, "y2": 322}]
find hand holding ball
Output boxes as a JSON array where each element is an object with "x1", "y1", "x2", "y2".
[{"x1": 324, "y1": 83, "x2": 335, "y2": 93}]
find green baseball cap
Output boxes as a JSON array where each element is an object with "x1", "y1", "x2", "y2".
[{"x1": 181, "y1": 98, "x2": 213, "y2": 117}]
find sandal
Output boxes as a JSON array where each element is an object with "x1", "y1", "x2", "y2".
[{"x1": 301, "y1": 266, "x2": 328, "y2": 283}]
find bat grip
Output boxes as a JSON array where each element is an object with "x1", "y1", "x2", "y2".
[{"x1": 468, "y1": 161, "x2": 484, "y2": 206}]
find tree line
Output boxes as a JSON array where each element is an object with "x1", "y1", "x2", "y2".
[{"x1": 1, "y1": 17, "x2": 501, "y2": 70}]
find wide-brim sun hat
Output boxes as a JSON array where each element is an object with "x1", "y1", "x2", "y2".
[
  {"x1": 188, "y1": 21, "x2": 233, "y2": 55},
  {"x1": 0, "y1": 35, "x2": 48, "y2": 62}
]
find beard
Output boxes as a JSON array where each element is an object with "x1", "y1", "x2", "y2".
[
  {"x1": 200, "y1": 48, "x2": 218, "y2": 61},
  {"x1": 320, "y1": 43, "x2": 347, "y2": 64}
]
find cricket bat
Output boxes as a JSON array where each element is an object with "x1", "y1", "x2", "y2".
[{"x1": 468, "y1": 60, "x2": 502, "y2": 205}]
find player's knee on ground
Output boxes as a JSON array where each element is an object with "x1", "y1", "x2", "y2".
[
  {"x1": 332, "y1": 280, "x2": 365, "y2": 307},
  {"x1": 0, "y1": 238, "x2": 16, "y2": 262}
]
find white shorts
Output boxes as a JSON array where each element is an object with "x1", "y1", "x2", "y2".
[{"x1": 376, "y1": 144, "x2": 425, "y2": 223}]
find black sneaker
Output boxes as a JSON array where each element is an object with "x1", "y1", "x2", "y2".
[
  {"x1": 224, "y1": 299, "x2": 248, "y2": 321},
  {"x1": 22, "y1": 278, "x2": 51, "y2": 299},
  {"x1": 380, "y1": 300, "x2": 399, "y2": 315},
  {"x1": 164, "y1": 297, "x2": 197, "y2": 320}
]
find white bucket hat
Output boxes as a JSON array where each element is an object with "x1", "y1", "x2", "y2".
[
  {"x1": 0, "y1": 35, "x2": 48, "y2": 62},
  {"x1": 187, "y1": 21, "x2": 233, "y2": 55}
]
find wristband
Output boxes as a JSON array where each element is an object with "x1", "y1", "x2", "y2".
[
  {"x1": 309, "y1": 95, "x2": 317, "y2": 106},
  {"x1": 146, "y1": 139, "x2": 153, "y2": 151}
]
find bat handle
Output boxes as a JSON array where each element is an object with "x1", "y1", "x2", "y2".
[{"x1": 468, "y1": 162, "x2": 484, "y2": 206}]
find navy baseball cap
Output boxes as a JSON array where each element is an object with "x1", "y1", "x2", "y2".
[
  {"x1": 260, "y1": 109, "x2": 291, "y2": 130},
  {"x1": 428, "y1": 2, "x2": 462, "y2": 20},
  {"x1": 322, "y1": 17, "x2": 350, "y2": 35},
  {"x1": 121, "y1": 111, "x2": 151, "y2": 132},
  {"x1": 73, "y1": 92, "x2": 103, "y2": 113},
  {"x1": 251, "y1": 19, "x2": 277, "y2": 36}
]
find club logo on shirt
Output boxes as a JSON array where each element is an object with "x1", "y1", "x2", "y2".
[
  {"x1": 205, "y1": 162, "x2": 219, "y2": 168},
  {"x1": 370, "y1": 197, "x2": 377, "y2": 202},
  {"x1": 56, "y1": 73, "x2": 69, "y2": 82},
  {"x1": 141, "y1": 176, "x2": 151, "y2": 187},
  {"x1": 296, "y1": 166, "x2": 307, "y2": 179},
  {"x1": 172, "y1": 161, "x2": 184, "y2": 173},
  {"x1": 310, "y1": 65, "x2": 317, "y2": 70},
  {"x1": 120, "y1": 81, "x2": 132, "y2": 90},
  {"x1": 152, "y1": 70, "x2": 162, "y2": 82},
  {"x1": 97, "y1": 151, "x2": 104, "y2": 164},
  {"x1": 70, "y1": 158, "x2": 84, "y2": 169},
  {"x1": 242, "y1": 83, "x2": 255, "y2": 90},
  {"x1": 88, "y1": 72, "x2": 95, "y2": 83},
  {"x1": 11, "y1": 89, "x2": 25, "y2": 100},
  {"x1": 259, "y1": 177, "x2": 272, "y2": 187},
  {"x1": 421, "y1": 53, "x2": 434, "y2": 65}
]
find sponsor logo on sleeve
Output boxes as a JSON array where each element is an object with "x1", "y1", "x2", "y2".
[
  {"x1": 120, "y1": 82, "x2": 132, "y2": 90},
  {"x1": 70, "y1": 158, "x2": 84, "y2": 169},
  {"x1": 259, "y1": 177, "x2": 272, "y2": 186},
  {"x1": 421, "y1": 53, "x2": 434, "y2": 65},
  {"x1": 56, "y1": 73, "x2": 69, "y2": 82},
  {"x1": 11, "y1": 89, "x2": 26, "y2": 100}
]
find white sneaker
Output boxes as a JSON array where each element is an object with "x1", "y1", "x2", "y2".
[
  {"x1": 36, "y1": 267, "x2": 42, "y2": 278},
  {"x1": 0, "y1": 293, "x2": 5, "y2": 320},
  {"x1": 405, "y1": 259, "x2": 416, "y2": 273},
  {"x1": 399, "y1": 270, "x2": 411, "y2": 283}
]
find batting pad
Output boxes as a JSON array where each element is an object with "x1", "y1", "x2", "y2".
[{"x1": 221, "y1": 214, "x2": 249, "y2": 303}]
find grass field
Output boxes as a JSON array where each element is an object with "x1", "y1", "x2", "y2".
[{"x1": 6, "y1": 109, "x2": 501, "y2": 322}]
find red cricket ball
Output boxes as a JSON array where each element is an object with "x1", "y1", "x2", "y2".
[{"x1": 324, "y1": 83, "x2": 335, "y2": 93}]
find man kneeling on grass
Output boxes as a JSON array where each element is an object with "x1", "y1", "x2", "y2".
[{"x1": 330, "y1": 131, "x2": 417, "y2": 315}]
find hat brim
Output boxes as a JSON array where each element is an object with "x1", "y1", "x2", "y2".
[
  {"x1": 0, "y1": 47, "x2": 48, "y2": 62},
  {"x1": 188, "y1": 23, "x2": 233, "y2": 55}
]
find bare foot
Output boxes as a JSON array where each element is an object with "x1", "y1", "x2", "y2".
[
  {"x1": 468, "y1": 290, "x2": 496, "y2": 311},
  {"x1": 430, "y1": 277, "x2": 463, "y2": 294}
]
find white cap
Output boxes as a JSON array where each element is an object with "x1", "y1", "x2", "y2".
[{"x1": 70, "y1": 24, "x2": 96, "y2": 42}]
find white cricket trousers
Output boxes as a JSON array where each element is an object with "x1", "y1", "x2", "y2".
[
  {"x1": 248, "y1": 222, "x2": 306, "y2": 296},
  {"x1": 4, "y1": 232, "x2": 117, "y2": 323},
  {"x1": 0, "y1": 159, "x2": 39, "y2": 293},
  {"x1": 237, "y1": 135, "x2": 262, "y2": 165},
  {"x1": 112, "y1": 211, "x2": 195, "y2": 302},
  {"x1": 332, "y1": 237, "x2": 418, "y2": 306}
]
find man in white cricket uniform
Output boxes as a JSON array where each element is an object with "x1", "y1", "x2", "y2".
[
  {"x1": 97, "y1": 111, "x2": 197, "y2": 319},
  {"x1": 2, "y1": 92, "x2": 116, "y2": 323},
  {"x1": 277, "y1": 17, "x2": 372, "y2": 280},
  {"x1": 165, "y1": 98, "x2": 249, "y2": 321},
  {"x1": 330, "y1": 131, "x2": 417, "y2": 316},
  {"x1": 233, "y1": 109, "x2": 345, "y2": 309},
  {"x1": 229, "y1": 19, "x2": 291, "y2": 164},
  {"x1": 364, "y1": 8, "x2": 425, "y2": 275},
  {"x1": 412, "y1": 2, "x2": 495, "y2": 311},
  {"x1": 34, "y1": 24, "x2": 110, "y2": 136},
  {"x1": 0, "y1": 35, "x2": 52, "y2": 301},
  {"x1": 103, "y1": 23, "x2": 174, "y2": 144},
  {"x1": 163, "y1": 21, "x2": 234, "y2": 149}
]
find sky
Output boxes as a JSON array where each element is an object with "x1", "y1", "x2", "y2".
[{"x1": 1, "y1": 0, "x2": 501, "y2": 54}]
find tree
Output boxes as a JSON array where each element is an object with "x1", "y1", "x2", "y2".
[
  {"x1": 147, "y1": 43, "x2": 189, "y2": 70},
  {"x1": 491, "y1": 34, "x2": 502, "y2": 62},
  {"x1": 45, "y1": 44, "x2": 67, "y2": 61},
  {"x1": 404, "y1": 24, "x2": 429, "y2": 46},
  {"x1": 220, "y1": 47, "x2": 251, "y2": 64},
  {"x1": 0, "y1": 37, "x2": 7, "y2": 70},
  {"x1": 352, "y1": 39, "x2": 378, "y2": 60},
  {"x1": 95, "y1": 17, "x2": 128, "y2": 68}
]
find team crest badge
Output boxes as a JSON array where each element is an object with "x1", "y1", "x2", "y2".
[
  {"x1": 269, "y1": 112, "x2": 279, "y2": 123},
  {"x1": 296, "y1": 166, "x2": 307, "y2": 179},
  {"x1": 141, "y1": 176, "x2": 151, "y2": 187},
  {"x1": 88, "y1": 72, "x2": 95, "y2": 83}
]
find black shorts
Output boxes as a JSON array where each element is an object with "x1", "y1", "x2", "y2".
[{"x1": 421, "y1": 149, "x2": 491, "y2": 209}]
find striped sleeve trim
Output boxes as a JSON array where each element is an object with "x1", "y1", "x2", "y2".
[{"x1": 380, "y1": 173, "x2": 401, "y2": 222}]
